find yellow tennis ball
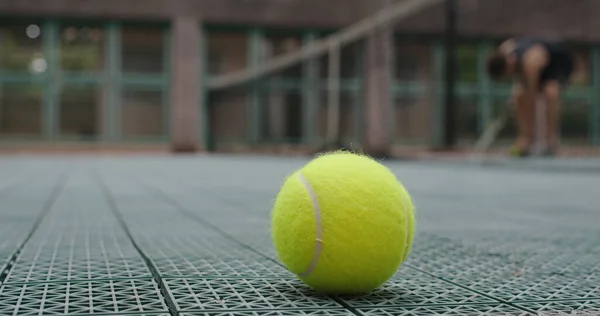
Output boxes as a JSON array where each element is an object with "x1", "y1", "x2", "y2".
[{"x1": 271, "y1": 151, "x2": 415, "y2": 294}]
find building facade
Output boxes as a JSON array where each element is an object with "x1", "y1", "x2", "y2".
[{"x1": 0, "y1": 0, "x2": 598, "y2": 154}]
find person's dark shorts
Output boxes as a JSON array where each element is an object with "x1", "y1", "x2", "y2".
[
  {"x1": 541, "y1": 70, "x2": 573, "y2": 89},
  {"x1": 540, "y1": 52, "x2": 575, "y2": 89}
]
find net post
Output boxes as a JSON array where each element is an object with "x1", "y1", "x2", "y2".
[
  {"x1": 302, "y1": 32, "x2": 319, "y2": 146},
  {"x1": 591, "y1": 45, "x2": 600, "y2": 146},
  {"x1": 246, "y1": 28, "x2": 264, "y2": 145},
  {"x1": 170, "y1": 16, "x2": 201, "y2": 153},
  {"x1": 442, "y1": 0, "x2": 458, "y2": 149},
  {"x1": 363, "y1": 18, "x2": 393, "y2": 158}
]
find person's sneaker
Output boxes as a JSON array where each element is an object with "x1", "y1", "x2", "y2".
[{"x1": 509, "y1": 146, "x2": 530, "y2": 158}]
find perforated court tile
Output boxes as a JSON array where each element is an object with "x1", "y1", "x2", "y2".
[
  {"x1": 407, "y1": 235, "x2": 600, "y2": 284},
  {"x1": 513, "y1": 299, "x2": 600, "y2": 315},
  {"x1": 450, "y1": 273, "x2": 600, "y2": 302},
  {"x1": 456, "y1": 233, "x2": 600, "y2": 256},
  {"x1": 179, "y1": 309, "x2": 355, "y2": 315},
  {"x1": 406, "y1": 249, "x2": 518, "y2": 281},
  {"x1": 0, "y1": 227, "x2": 28, "y2": 252},
  {"x1": 3, "y1": 257, "x2": 152, "y2": 284},
  {"x1": 406, "y1": 234, "x2": 479, "y2": 255},
  {"x1": 0, "y1": 278, "x2": 169, "y2": 315},
  {"x1": 506, "y1": 252, "x2": 600, "y2": 276},
  {"x1": 17, "y1": 233, "x2": 141, "y2": 260},
  {"x1": 343, "y1": 267, "x2": 495, "y2": 308},
  {"x1": 0, "y1": 251, "x2": 12, "y2": 263},
  {"x1": 132, "y1": 235, "x2": 258, "y2": 259},
  {"x1": 576, "y1": 271, "x2": 600, "y2": 284},
  {"x1": 358, "y1": 303, "x2": 530, "y2": 315},
  {"x1": 153, "y1": 257, "x2": 290, "y2": 278},
  {"x1": 221, "y1": 233, "x2": 278, "y2": 259},
  {"x1": 163, "y1": 278, "x2": 343, "y2": 313}
]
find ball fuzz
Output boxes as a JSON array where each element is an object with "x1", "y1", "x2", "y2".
[{"x1": 271, "y1": 151, "x2": 416, "y2": 294}]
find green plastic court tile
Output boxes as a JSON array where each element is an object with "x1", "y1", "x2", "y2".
[
  {"x1": 248, "y1": 244, "x2": 278, "y2": 260},
  {"x1": 344, "y1": 267, "x2": 495, "y2": 308},
  {"x1": 16, "y1": 232, "x2": 140, "y2": 259},
  {"x1": 409, "y1": 237, "x2": 600, "y2": 283},
  {"x1": 223, "y1": 234, "x2": 278, "y2": 258},
  {"x1": 507, "y1": 252, "x2": 600, "y2": 276},
  {"x1": 0, "y1": 278, "x2": 169, "y2": 315},
  {"x1": 16, "y1": 247, "x2": 143, "y2": 263},
  {"x1": 458, "y1": 233, "x2": 600, "y2": 256},
  {"x1": 0, "y1": 228, "x2": 28, "y2": 252},
  {"x1": 135, "y1": 235, "x2": 260, "y2": 259},
  {"x1": 407, "y1": 250, "x2": 518, "y2": 281},
  {"x1": 404, "y1": 238, "x2": 492, "y2": 267},
  {"x1": 179, "y1": 309, "x2": 354, "y2": 316},
  {"x1": 153, "y1": 257, "x2": 290, "y2": 278},
  {"x1": 0, "y1": 251, "x2": 13, "y2": 261},
  {"x1": 513, "y1": 299, "x2": 600, "y2": 315},
  {"x1": 407, "y1": 235, "x2": 478, "y2": 254},
  {"x1": 163, "y1": 278, "x2": 343, "y2": 312},
  {"x1": 3, "y1": 257, "x2": 152, "y2": 284},
  {"x1": 358, "y1": 304, "x2": 530, "y2": 315},
  {"x1": 576, "y1": 271, "x2": 600, "y2": 284},
  {"x1": 451, "y1": 273, "x2": 600, "y2": 302},
  {"x1": 0, "y1": 243, "x2": 17, "y2": 254},
  {"x1": 0, "y1": 251, "x2": 16, "y2": 279}
]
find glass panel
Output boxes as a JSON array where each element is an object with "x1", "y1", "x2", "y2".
[
  {"x1": 394, "y1": 42, "x2": 433, "y2": 82},
  {"x1": 262, "y1": 34, "x2": 302, "y2": 79},
  {"x1": 122, "y1": 27, "x2": 165, "y2": 74},
  {"x1": 207, "y1": 89, "x2": 248, "y2": 143},
  {"x1": 457, "y1": 44, "x2": 478, "y2": 84},
  {"x1": 393, "y1": 94, "x2": 433, "y2": 143},
  {"x1": 392, "y1": 41, "x2": 434, "y2": 144},
  {"x1": 562, "y1": 99, "x2": 590, "y2": 144},
  {"x1": 570, "y1": 47, "x2": 591, "y2": 88},
  {"x1": 0, "y1": 84, "x2": 43, "y2": 137},
  {"x1": 121, "y1": 90, "x2": 165, "y2": 138},
  {"x1": 0, "y1": 23, "x2": 44, "y2": 72},
  {"x1": 59, "y1": 86, "x2": 102, "y2": 139},
  {"x1": 455, "y1": 96, "x2": 478, "y2": 145},
  {"x1": 316, "y1": 91, "x2": 358, "y2": 140},
  {"x1": 319, "y1": 41, "x2": 364, "y2": 79},
  {"x1": 261, "y1": 90, "x2": 302, "y2": 143},
  {"x1": 206, "y1": 32, "x2": 248, "y2": 76},
  {"x1": 60, "y1": 25, "x2": 105, "y2": 72}
]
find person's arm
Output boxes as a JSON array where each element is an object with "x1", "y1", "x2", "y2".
[
  {"x1": 521, "y1": 45, "x2": 549, "y2": 92},
  {"x1": 499, "y1": 39, "x2": 516, "y2": 54}
]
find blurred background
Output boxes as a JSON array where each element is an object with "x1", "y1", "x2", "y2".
[{"x1": 0, "y1": 0, "x2": 598, "y2": 158}]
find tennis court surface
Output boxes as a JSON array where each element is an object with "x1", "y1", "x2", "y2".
[{"x1": 0, "y1": 154, "x2": 599, "y2": 316}]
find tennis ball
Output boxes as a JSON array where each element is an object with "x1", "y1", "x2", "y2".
[{"x1": 271, "y1": 151, "x2": 415, "y2": 294}]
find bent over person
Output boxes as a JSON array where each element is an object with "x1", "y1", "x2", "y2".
[{"x1": 486, "y1": 37, "x2": 574, "y2": 157}]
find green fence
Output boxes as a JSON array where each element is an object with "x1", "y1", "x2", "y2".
[
  {"x1": 0, "y1": 20, "x2": 170, "y2": 143},
  {"x1": 1, "y1": 20, "x2": 599, "y2": 148}
]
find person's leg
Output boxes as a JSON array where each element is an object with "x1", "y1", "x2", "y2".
[
  {"x1": 511, "y1": 84, "x2": 536, "y2": 156},
  {"x1": 542, "y1": 80, "x2": 562, "y2": 154}
]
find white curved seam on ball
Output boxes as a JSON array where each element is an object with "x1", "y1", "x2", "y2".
[{"x1": 297, "y1": 172, "x2": 323, "y2": 278}]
